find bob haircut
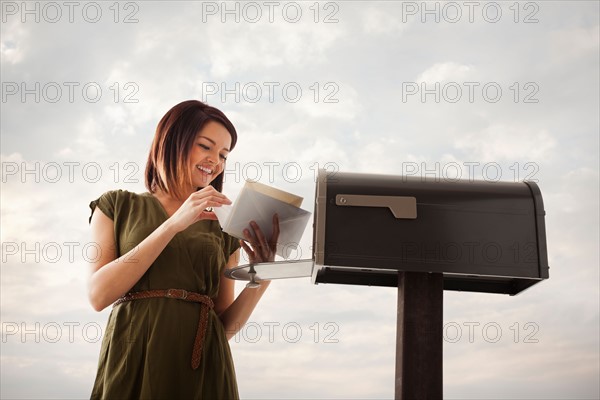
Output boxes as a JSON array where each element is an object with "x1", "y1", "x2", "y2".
[{"x1": 145, "y1": 100, "x2": 237, "y2": 200}]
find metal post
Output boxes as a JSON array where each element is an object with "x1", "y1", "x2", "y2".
[{"x1": 395, "y1": 271, "x2": 444, "y2": 399}]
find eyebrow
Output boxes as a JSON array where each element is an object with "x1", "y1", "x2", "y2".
[{"x1": 199, "y1": 136, "x2": 230, "y2": 152}]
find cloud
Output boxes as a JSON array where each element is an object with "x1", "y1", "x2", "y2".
[
  {"x1": 362, "y1": 5, "x2": 410, "y2": 35},
  {"x1": 1, "y1": 2, "x2": 599, "y2": 399},
  {"x1": 0, "y1": 20, "x2": 27, "y2": 65},
  {"x1": 454, "y1": 124, "x2": 557, "y2": 162},
  {"x1": 416, "y1": 62, "x2": 475, "y2": 83},
  {"x1": 202, "y1": 4, "x2": 346, "y2": 79}
]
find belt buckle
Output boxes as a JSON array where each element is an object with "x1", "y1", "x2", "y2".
[{"x1": 166, "y1": 289, "x2": 188, "y2": 299}]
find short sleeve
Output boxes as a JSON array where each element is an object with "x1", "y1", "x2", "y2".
[{"x1": 88, "y1": 191, "x2": 117, "y2": 224}]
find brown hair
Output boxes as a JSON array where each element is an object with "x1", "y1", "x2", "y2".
[{"x1": 145, "y1": 100, "x2": 237, "y2": 199}]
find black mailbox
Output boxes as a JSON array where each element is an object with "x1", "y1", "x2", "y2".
[
  {"x1": 225, "y1": 169, "x2": 550, "y2": 398},
  {"x1": 312, "y1": 170, "x2": 549, "y2": 295}
]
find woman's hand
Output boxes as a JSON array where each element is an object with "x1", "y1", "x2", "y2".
[
  {"x1": 240, "y1": 214, "x2": 280, "y2": 264},
  {"x1": 168, "y1": 186, "x2": 231, "y2": 233}
]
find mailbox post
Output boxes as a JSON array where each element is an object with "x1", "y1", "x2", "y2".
[
  {"x1": 227, "y1": 170, "x2": 549, "y2": 399},
  {"x1": 396, "y1": 271, "x2": 444, "y2": 399}
]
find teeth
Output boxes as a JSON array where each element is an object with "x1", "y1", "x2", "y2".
[{"x1": 197, "y1": 166, "x2": 213, "y2": 174}]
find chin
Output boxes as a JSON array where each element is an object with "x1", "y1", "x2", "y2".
[{"x1": 195, "y1": 177, "x2": 214, "y2": 188}]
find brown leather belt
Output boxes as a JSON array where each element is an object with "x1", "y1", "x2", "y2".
[{"x1": 113, "y1": 289, "x2": 214, "y2": 370}]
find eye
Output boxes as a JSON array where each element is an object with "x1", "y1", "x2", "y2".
[
  {"x1": 220, "y1": 154, "x2": 228, "y2": 161},
  {"x1": 198, "y1": 143, "x2": 210, "y2": 150}
]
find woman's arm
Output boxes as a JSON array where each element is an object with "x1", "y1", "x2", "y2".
[
  {"x1": 87, "y1": 207, "x2": 179, "y2": 311},
  {"x1": 87, "y1": 187, "x2": 231, "y2": 311},
  {"x1": 215, "y1": 215, "x2": 280, "y2": 340},
  {"x1": 215, "y1": 249, "x2": 273, "y2": 340}
]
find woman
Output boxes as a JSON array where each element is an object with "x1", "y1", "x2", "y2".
[{"x1": 87, "y1": 100, "x2": 278, "y2": 399}]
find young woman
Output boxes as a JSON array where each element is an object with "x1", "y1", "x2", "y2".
[{"x1": 87, "y1": 100, "x2": 279, "y2": 399}]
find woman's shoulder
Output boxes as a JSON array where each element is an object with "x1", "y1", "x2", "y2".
[
  {"x1": 89, "y1": 189, "x2": 152, "y2": 223},
  {"x1": 94, "y1": 189, "x2": 152, "y2": 200}
]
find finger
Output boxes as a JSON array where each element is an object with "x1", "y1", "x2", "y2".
[
  {"x1": 203, "y1": 188, "x2": 230, "y2": 202},
  {"x1": 250, "y1": 221, "x2": 270, "y2": 259},
  {"x1": 243, "y1": 228, "x2": 255, "y2": 243},
  {"x1": 250, "y1": 221, "x2": 268, "y2": 248},
  {"x1": 269, "y1": 213, "x2": 280, "y2": 252},
  {"x1": 197, "y1": 199, "x2": 230, "y2": 212},
  {"x1": 194, "y1": 200, "x2": 223, "y2": 219},
  {"x1": 213, "y1": 194, "x2": 232, "y2": 204},
  {"x1": 194, "y1": 189, "x2": 232, "y2": 204},
  {"x1": 196, "y1": 195, "x2": 231, "y2": 206},
  {"x1": 244, "y1": 227, "x2": 268, "y2": 262},
  {"x1": 239, "y1": 239, "x2": 253, "y2": 256},
  {"x1": 240, "y1": 238, "x2": 256, "y2": 262},
  {"x1": 243, "y1": 228, "x2": 259, "y2": 252}
]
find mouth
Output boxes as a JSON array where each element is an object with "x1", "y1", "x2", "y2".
[{"x1": 197, "y1": 165, "x2": 214, "y2": 176}]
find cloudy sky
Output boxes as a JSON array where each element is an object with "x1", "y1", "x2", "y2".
[{"x1": 1, "y1": 1, "x2": 599, "y2": 398}]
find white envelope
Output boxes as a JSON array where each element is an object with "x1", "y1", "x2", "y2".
[{"x1": 213, "y1": 181, "x2": 312, "y2": 259}]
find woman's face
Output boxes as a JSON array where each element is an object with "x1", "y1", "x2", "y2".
[{"x1": 189, "y1": 120, "x2": 232, "y2": 189}]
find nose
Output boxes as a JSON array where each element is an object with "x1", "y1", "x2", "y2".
[{"x1": 206, "y1": 150, "x2": 220, "y2": 165}]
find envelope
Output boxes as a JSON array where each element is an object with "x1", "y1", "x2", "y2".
[{"x1": 213, "y1": 181, "x2": 312, "y2": 259}]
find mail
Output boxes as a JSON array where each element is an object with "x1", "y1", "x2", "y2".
[{"x1": 213, "y1": 181, "x2": 312, "y2": 259}]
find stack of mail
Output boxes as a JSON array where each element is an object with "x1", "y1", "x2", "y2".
[{"x1": 213, "y1": 181, "x2": 312, "y2": 259}]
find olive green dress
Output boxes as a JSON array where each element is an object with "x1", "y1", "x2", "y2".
[{"x1": 88, "y1": 189, "x2": 241, "y2": 400}]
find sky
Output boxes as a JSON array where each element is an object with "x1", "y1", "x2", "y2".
[{"x1": 1, "y1": 0, "x2": 599, "y2": 399}]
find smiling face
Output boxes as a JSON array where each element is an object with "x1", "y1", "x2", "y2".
[
  {"x1": 146, "y1": 100, "x2": 238, "y2": 200},
  {"x1": 190, "y1": 120, "x2": 232, "y2": 189}
]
